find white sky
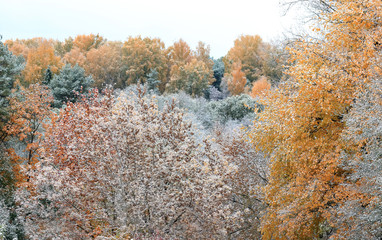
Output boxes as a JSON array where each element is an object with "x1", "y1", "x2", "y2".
[{"x1": 1, "y1": 0, "x2": 299, "y2": 58}]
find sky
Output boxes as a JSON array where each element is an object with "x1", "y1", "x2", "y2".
[{"x1": 1, "y1": 0, "x2": 299, "y2": 58}]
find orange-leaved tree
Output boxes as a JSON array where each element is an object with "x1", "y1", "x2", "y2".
[
  {"x1": 166, "y1": 40, "x2": 214, "y2": 96},
  {"x1": 122, "y1": 36, "x2": 168, "y2": 89},
  {"x1": 227, "y1": 64, "x2": 247, "y2": 96},
  {"x1": 224, "y1": 35, "x2": 264, "y2": 83},
  {"x1": 22, "y1": 41, "x2": 63, "y2": 85},
  {"x1": 250, "y1": 76, "x2": 271, "y2": 98},
  {"x1": 62, "y1": 46, "x2": 86, "y2": 67},
  {"x1": 4, "y1": 39, "x2": 30, "y2": 59},
  {"x1": 73, "y1": 34, "x2": 105, "y2": 52},
  {"x1": 5, "y1": 38, "x2": 48, "y2": 60},
  {"x1": 166, "y1": 39, "x2": 193, "y2": 86},
  {"x1": 195, "y1": 41, "x2": 214, "y2": 70},
  {"x1": 84, "y1": 42, "x2": 125, "y2": 89},
  {"x1": 167, "y1": 39, "x2": 193, "y2": 66},
  {"x1": 4, "y1": 84, "x2": 53, "y2": 186},
  {"x1": 248, "y1": 0, "x2": 382, "y2": 239}
]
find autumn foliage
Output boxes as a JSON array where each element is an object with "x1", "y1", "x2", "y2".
[
  {"x1": 166, "y1": 39, "x2": 214, "y2": 96},
  {"x1": 227, "y1": 64, "x2": 247, "y2": 96},
  {"x1": 250, "y1": 76, "x2": 270, "y2": 98},
  {"x1": 1, "y1": 3, "x2": 381, "y2": 238},
  {"x1": 84, "y1": 42, "x2": 125, "y2": 89},
  {"x1": 73, "y1": 34, "x2": 105, "y2": 52},
  {"x1": 4, "y1": 84, "x2": 53, "y2": 186},
  {"x1": 122, "y1": 36, "x2": 168, "y2": 88},
  {"x1": 248, "y1": 0, "x2": 382, "y2": 239},
  {"x1": 23, "y1": 41, "x2": 63, "y2": 85}
]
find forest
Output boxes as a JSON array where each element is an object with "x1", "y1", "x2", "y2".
[{"x1": 0, "y1": 0, "x2": 381, "y2": 239}]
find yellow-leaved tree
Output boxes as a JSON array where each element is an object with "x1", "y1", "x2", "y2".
[
  {"x1": 166, "y1": 40, "x2": 214, "y2": 96},
  {"x1": 23, "y1": 41, "x2": 63, "y2": 85},
  {"x1": 224, "y1": 35, "x2": 265, "y2": 83},
  {"x1": 84, "y1": 42, "x2": 125, "y2": 89},
  {"x1": 227, "y1": 64, "x2": 246, "y2": 96},
  {"x1": 250, "y1": 76, "x2": 270, "y2": 98},
  {"x1": 73, "y1": 34, "x2": 105, "y2": 52},
  {"x1": 122, "y1": 36, "x2": 168, "y2": 90},
  {"x1": 248, "y1": 0, "x2": 382, "y2": 239}
]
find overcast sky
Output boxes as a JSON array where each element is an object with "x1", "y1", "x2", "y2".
[{"x1": 1, "y1": 0, "x2": 299, "y2": 58}]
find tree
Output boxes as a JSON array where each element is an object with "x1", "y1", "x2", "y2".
[
  {"x1": 4, "y1": 39, "x2": 30, "y2": 60},
  {"x1": 195, "y1": 41, "x2": 214, "y2": 70},
  {"x1": 212, "y1": 58, "x2": 225, "y2": 90},
  {"x1": 166, "y1": 40, "x2": 215, "y2": 96},
  {"x1": 0, "y1": 40, "x2": 24, "y2": 141},
  {"x1": 166, "y1": 39, "x2": 192, "y2": 87},
  {"x1": 73, "y1": 34, "x2": 105, "y2": 52},
  {"x1": 84, "y1": 42, "x2": 126, "y2": 89},
  {"x1": 5, "y1": 38, "x2": 51, "y2": 61},
  {"x1": 250, "y1": 76, "x2": 271, "y2": 98},
  {"x1": 167, "y1": 39, "x2": 193, "y2": 66},
  {"x1": 208, "y1": 94, "x2": 261, "y2": 124},
  {"x1": 0, "y1": 39, "x2": 26, "y2": 239},
  {"x1": 227, "y1": 64, "x2": 247, "y2": 96},
  {"x1": 122, "y1": 36, "x2": 168, "y2": 89},
  {"x1": 146, "y1": 68, "x2": 160, "y2": 93},
  {"x1": 248, "y1": 0, "x2": 382, "y2": 239},
  {"x1": 334, "y1": 78, "x2": 382, "y2": 239},
  {"x1": 224, "y1": 35, "x2": 264, "y2": 83},
  {"x1": 224, "y1": 35, "x2": 287, "y2": 86},
  {"x1": 1, "y1": 84, "x2": 52, "y2": 239},
  {"x1": 212, "y1": 125, "x2": 269, "y2": 239},
  {"x1": 49, "y1": 64, "x2": 93, "y2": 108},
  {"x1": 43, "y1": 67, "x2": 53, "y2": 85},
  {"x1": 22, "y1": 40, "x2": 63, "y2": 85},
  {"x1": 18, "y1": 88, "x2": 232, "y2": 239},
  {"x1": 261, "y1": 42, "x2": 289, "y2": 86},
  {"x1": 62, "y1": 47, "x2": 86, "y2": 67},
  {"x1": 4, "y1": 84, "x2": 53, "y2": 186},
  {"x1": 54, "y1": 37, "x2": 74, "y2": 57},
  {"x1": 166, "y1": 58, "x2": 214, "y2": 97}
]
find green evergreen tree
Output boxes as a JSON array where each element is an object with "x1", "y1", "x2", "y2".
[
  {"x1": 212, "y1": 58, "x2": 225, "y2": 90},
  {"x1": 208, "y1": 94, "x2": 262, "y2": 123},
  {"x1": 49, "y1": 64, "x2": 93, "y2": 108},
  {"x1": 0, "y1": 38, "x2": 24, "y2": 141},
  {"x1": 43, "y1": 66, "x2": 53, "y2": 85},
  {"x1": 146, "y1": 69, "x2": 160, "y2": 94}
]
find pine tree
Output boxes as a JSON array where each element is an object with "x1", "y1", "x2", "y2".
[
  {"x1": 42, "y1": 67, "x2": 53, "y2": 85},
  {"x1": 212, "y1": 58, "x2": 225, "y2": 90},
  {"x1": 0, "y1": 39, "x2": 24, "y2": 141},
  {"x1": 49, "y1": 64, "x2": 93, "y2": 108},
  {"x1": 146, "y1": 69, "x2": 160, "y2": 93}
]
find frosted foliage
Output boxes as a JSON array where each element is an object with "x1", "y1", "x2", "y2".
[
  {"x1": 156, "y1": 92, "x2": 259, "y2": 130},
  {"x1": 211, "y1": 125, "x2": 269, "y2": 239},
  {"x1": 155, "y1": 91, "x2": 212, "y2": 130},
  {"x1": 208, "y1": 86, "x2": 224, "y2": 100},
  {"x1": 337, "y1": 79, "x2": 382, "y2": 239},
  {"x1": 17, "y1": 90, "x2": 234, "y2": 239},
  {"x1": 0, "y1": 200, "x2": 10, "y2": 239},
  {"x1": 0, "y1": 199, "x2": 18, "y2": 240}
]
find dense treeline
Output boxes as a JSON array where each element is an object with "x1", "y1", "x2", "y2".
[
  {"x1": 0, "y1": 0, "x2": 381, "y2": 239},
  {"x1": 4, "y1": 34, "x2": 286, "y2": 99}
]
